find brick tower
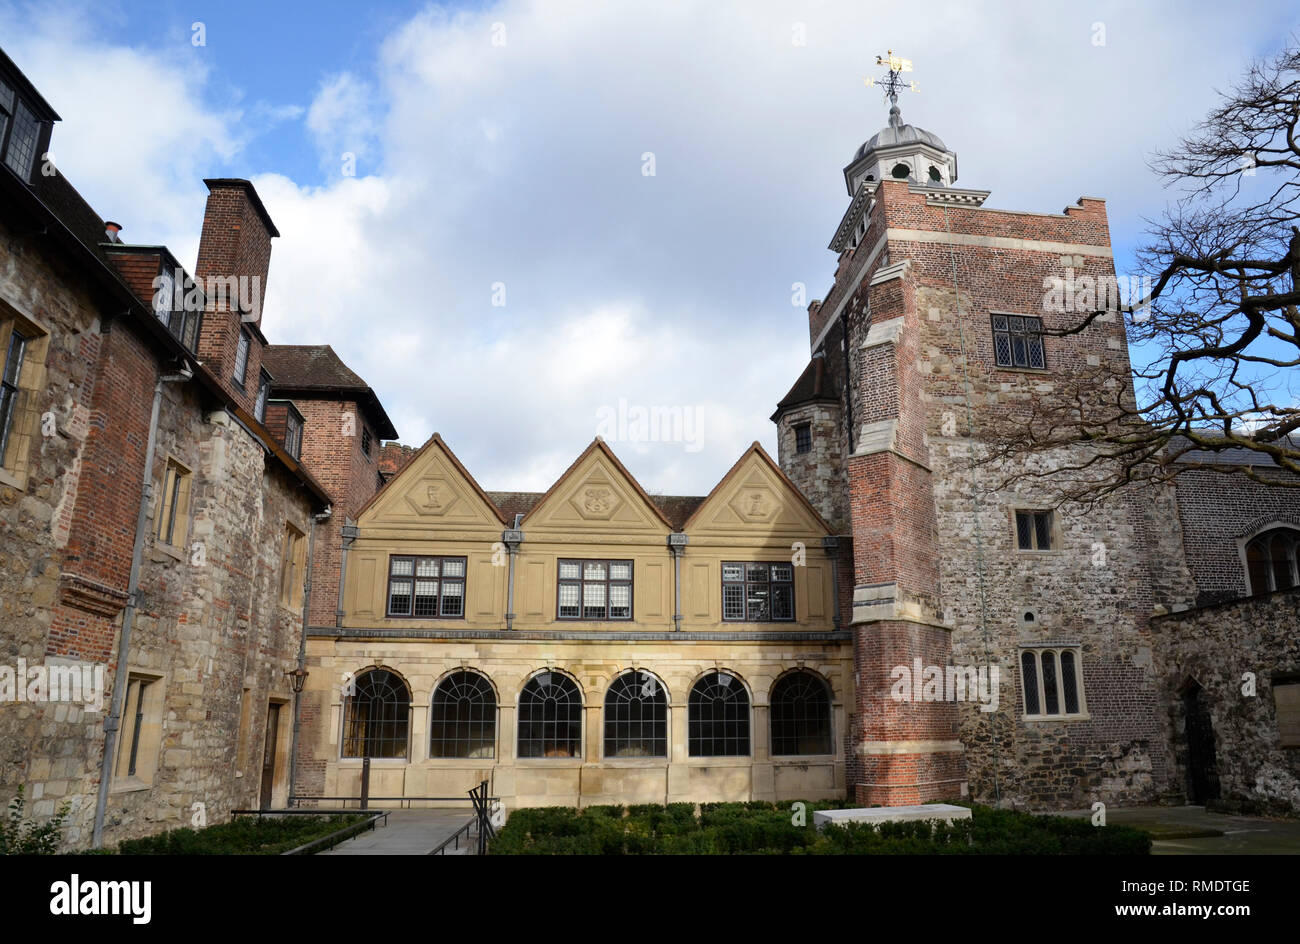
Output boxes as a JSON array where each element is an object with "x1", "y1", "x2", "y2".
[{"x1": 775, "y1": 56, "x2": 1190, "y2": 808}]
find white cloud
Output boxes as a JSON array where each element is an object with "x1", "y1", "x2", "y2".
[{"x1": 4, "y1": 0, "x2": 1289, "y2": 494}]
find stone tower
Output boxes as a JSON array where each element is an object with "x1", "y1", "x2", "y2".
[{"x1": 775, "y1": 60, "x2": 1194, "y2": 808}]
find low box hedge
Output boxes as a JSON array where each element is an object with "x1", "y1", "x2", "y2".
[
  {"x1": 114, "y1": 814, "x2": 368, "y2": 855},
  {"x1": 490, "y1": 802, "x2": 1151, "y2": 855}
]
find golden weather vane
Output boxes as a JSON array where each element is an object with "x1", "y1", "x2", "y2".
[{"x1": 864, "y1": 49, "x2": 920, "y2": 107}]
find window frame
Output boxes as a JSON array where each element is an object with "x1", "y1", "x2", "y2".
[
  {"x1": 232, "y1": 328, "x2": 252, "y2": 388},
  {"x1": 0, "y1": 306, "x2": 50, "y2": 489},
  {"x1": 687, "y1": 671, "x2": 752, "y2": 757},
  {"x1": 112, "y1": 670, "x2": 165, "y2": 789},
  {"x1": 794, "y1": 423, "x2": 812, "y2": 455},
  {"x1": 556, "y1": 558, "x2": 634, "y2": 622},
  {"x1": 254, "y1": 370, "x2": 271, "y2": 424},
  {"x1": 1013, "y1": 509, "x2": 1055, "y2": 552},
  {"x1": 429, "y1": 669, "x2": 497, "y2": 759},
  {"x1": 0, "y1": 84, "x2": 42, "y2": 182},
  {"x1": 991, "y1": 312, "x2": 1047, "y2": 370},
  {"x1": 1243, "y1": 526, "x2": 1300, "y2": 596},
  {"x1": 1019, "y1": 646, "x2": 1087, "y2": 721},
  {"x1": 769, "y1": 670, "x2": 834, "y2": 757},
  {"x1": 603, "y1": 670, "x2": 669, "y2": 759},
  {"x1": 282, "y1": 405, "x2": 303, "y2": 460},
  {"x1": 154, "y1": 457, "x2": 193, "y2": 551},
  {"x1": 278, "y1": 522, "x2": 306, "y2": 610},
  {"x1": 721, "y1": 561, "x2": 796, "y2": 622},
  {"x1": 361, "y1": 426, "x2": 372, "y2": 459},
  {"x1": 341, "y1": 668, "x2": 412, "y2": 760},
  {"x1": 385, "y1": 554, "x2": 468, "y2": 620},
  {"x1": 516, "y1": 671, "x2": 584, "y2": 760}
]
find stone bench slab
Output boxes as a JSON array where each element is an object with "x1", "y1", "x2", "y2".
[{"x1": 813, "y1": 804, "x2": 972, "y2": 828}]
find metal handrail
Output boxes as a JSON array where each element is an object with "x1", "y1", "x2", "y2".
[
  {"x1": 428, "y1": 816, "x2": 477, "y2": 855},
  {"x1": 279, "y1": 812, "x2": 388, "y2": 855}
]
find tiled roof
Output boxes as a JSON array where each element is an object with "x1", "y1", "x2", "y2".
[
  {"x1": 771, "y1": 355, "x2": 839, "y2": 420},
  {"x1": 261, "y1": 344, "x2": 398, "y2": 440},
  {"x1": 261, "y1": 344, "x2": 368, "y2": 390},
  {"x1": 1168, "y1": 434, "x2": 1299, "y2": 468}
]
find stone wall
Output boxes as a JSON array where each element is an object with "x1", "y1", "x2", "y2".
[{"x1": 1151, "y1": 588, "x2": 1300, "y2": 814}]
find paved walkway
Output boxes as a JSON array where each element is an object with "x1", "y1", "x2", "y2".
[
  {"x1": 1057, "y1": 805, "x2": 1300, "y2": 854},
  {"x1": 321, "y1": 809, "x2": 478, "y2": 855}
]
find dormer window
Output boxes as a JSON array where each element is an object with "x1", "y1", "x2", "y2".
[
  {"x1": 283, "y1": 409, "x2": 302, "y2": 460},
  {"x1": 233, "y1": 329, "x2": 251, "y2": 387},
  {"x1": 254, "y1": 370, "x2": 271, "y2": 423},
  {"x1": 0, "y1": 80, "x2": 41, "y2": 181}
]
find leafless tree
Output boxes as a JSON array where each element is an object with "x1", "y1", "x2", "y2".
[{"x1": 985, "y1": 42, "x2": 1300, "y2": 504}]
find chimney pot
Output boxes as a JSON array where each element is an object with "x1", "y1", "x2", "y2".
[{"x1": 104, "y1": 221, "x2": 122, "y2": 243}]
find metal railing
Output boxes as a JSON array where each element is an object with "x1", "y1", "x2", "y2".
[{"x1": 428, "y1": 781, "x2": 497, "y2": 856}]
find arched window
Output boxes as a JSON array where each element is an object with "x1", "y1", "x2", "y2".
[
  {"x1": 1246, "y1": 527, "x2": 1299, "y2": 594},
  {"x1": 770, "y1": 671, "x2": 832, "y2": 755},
  {"x1": 688, "y1": 671, "x2": 750, "y2": 757},
  {"x1": 429, "y1": 670, "x2": 496, "y2": 759},
  {"x1": 890, "y1": 162, "x2": 910, "y2": 179},
  {"x1": 342, "y1": 668, "x2": 410, "y2": 758},
  {"x1": 604, "y1": 671, "x2": 668, "y2": 758},
  {"x1": 517, "y1": 672, "x2": 583, "y2": 758}
]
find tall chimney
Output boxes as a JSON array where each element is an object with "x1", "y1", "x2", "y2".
[
  {"x1": 195, "y1": 178, "x2": 279, "y2": 326},
  {"x1": 194, "y1": 178, "x2": 279, "y2": 411}
]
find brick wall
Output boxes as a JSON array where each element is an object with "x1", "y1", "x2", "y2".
[{"x1": 1173, "y1": 467, "x2": 1300, "y2": 604}]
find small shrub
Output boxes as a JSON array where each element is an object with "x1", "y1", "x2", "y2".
[{"x1": 0, "y1": 786, "x2": 71, "y2": 855}]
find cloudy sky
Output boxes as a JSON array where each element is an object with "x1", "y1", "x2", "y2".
[{"x1": 0, "y1": 0, "x2": 1293, "y2": 493}]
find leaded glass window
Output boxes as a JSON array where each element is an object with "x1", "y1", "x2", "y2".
[
  {"x1": 342, "y1": 669, "x2": 410, "y2": 758},
  {"x1": 688, "y1": 672, "x2": 750, "y2": 756},
  {"x1": 721, "y1": 562, "x2": 795, "y2": 622},
  {"x1": 517, "y1": 672, "x2": 583, "y2": 758},
  {"x1": 429, "y1": 670, "x2": 496, "y2": 759},
  {"x1": 604, "y1": 671, "x2": 667, "y2": 758},
  {"x1": 557, "y1": 558, "x2": 632, "y2": 620},
  {"x1": 386, "y1": 555, "x2": 467, "y2": 618},
  {"x1": 1021, "y1": 648, "x2": 1085, "y2": 719},
  {"x1": 992, "y1": 313, "x2": 1046, "y2": 369}
]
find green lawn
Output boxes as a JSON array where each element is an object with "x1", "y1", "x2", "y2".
[{"x1": 490, "y1": 801, "x2": 1152, "y2": 855}]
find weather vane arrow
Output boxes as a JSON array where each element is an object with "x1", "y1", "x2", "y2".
[{"x1": 864, "y1": 49, "x2": 920, "y2": 110}]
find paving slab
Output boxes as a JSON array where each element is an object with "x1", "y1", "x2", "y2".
[
  {"x1": 1055, "y1": 805, "x2": 1300, "y2": 855},
  {"x1": 320, "y1": 809, "x2": 477, "y2": 855}
]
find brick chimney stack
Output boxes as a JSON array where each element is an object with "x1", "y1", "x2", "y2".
[{"x1": 194, "y1": 178, "x2": 279, "y2": 413}]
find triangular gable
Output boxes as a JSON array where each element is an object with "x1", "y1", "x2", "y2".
[
  {"x1": 683, "y1": 442, "x2": 831, "y2": 536},
  {"x1": 521, "y1": 438, "x2": 673, "y2": 533},
  {"x1": 357, "y1": 433, "x2": 507, "y2": 529}
]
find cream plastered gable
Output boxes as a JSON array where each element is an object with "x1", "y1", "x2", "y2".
[
  {"x1": 686, "y1": 444, "x2": 829, "y2": 538},
  {"x1": 523, "y1": 440, "x2": 670, "y2": 536},
  {"x1": 357, "y1": 434, "x2": 504, "y2": 533}
]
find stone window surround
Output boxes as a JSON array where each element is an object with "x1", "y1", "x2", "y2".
[
  {"x1": 1017, "y1": 645, "x2": 1089, "y2": 722},
  {"x1": 1236, "y1": 522, "x2": 1300, "y2": 597},
  {"x1": 324, "y1": 664, "x2": 839, "y2": 766},
  {"x1": 150, "y1": 454, "x2": 193, "y2": 562},
  {"x1": 111, "y1": 669, "x2": 167, "y2": 793},
  {"x1": 989, "y1": 310, "x2": 1048, "y2": 371},
  {"x1": 1273, "y1": 674, "x2": 1300, "y2": 749},
  {"x1": 1009, "y1": 507, "x2": 1061, "y2": 554},
  {"x1": 0, "y1": 299, "x2": 50, "y2": 491}
]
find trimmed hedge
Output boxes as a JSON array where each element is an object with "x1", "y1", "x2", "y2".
[
  {"x1": 115, "y1": 814, "x2": 368, "y2": 855},
  {"x1": 490, "y1": 802, "x2": 1151, "y2": 855}
]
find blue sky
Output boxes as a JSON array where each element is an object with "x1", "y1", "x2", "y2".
[{"x1": 0, "y1": 0, "x2": 1294, "y2": 493}]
